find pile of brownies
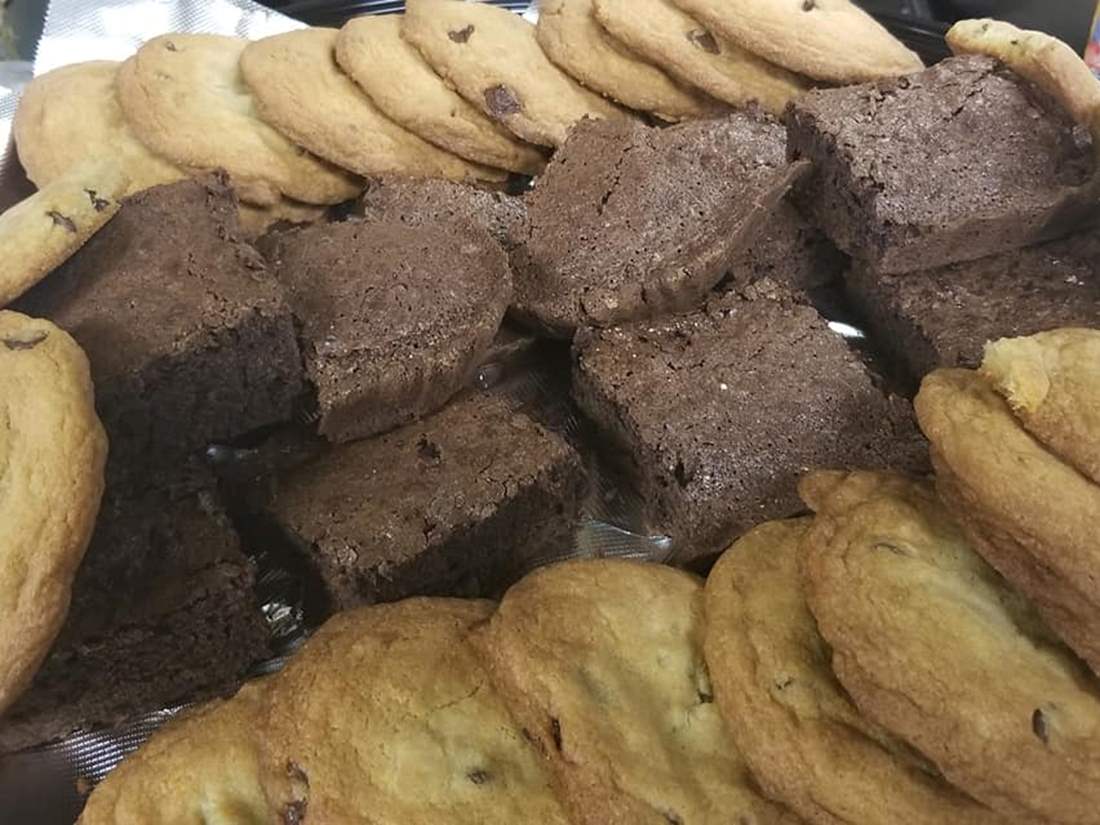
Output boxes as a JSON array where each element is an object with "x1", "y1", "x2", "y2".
[{"x1": 2, "y1": 34, "x2": 1099, "y2": 760}]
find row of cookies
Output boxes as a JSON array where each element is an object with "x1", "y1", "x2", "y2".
[{"x1": 75, "y1": 325, "x2": 1100, "y2": 825}]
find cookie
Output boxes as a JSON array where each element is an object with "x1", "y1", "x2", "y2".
[
  {"x1": 669, "y1": 0, "x2": 923, "y2": 84},
  {"x1": 259, "y1": 599, "x2": 571, "y2": 825},
  {"x1": 335, "y1": 16, "x2": 545, "y2": 175},
  {"x1": 77, "y1": 681, "x2": 272, "y2": 825},
  {"x1": 704, "y1": 519, "x2": 1000, "y2": 825},
  {"x1": 116, "y1": 33, "x2": 362, "y2": 206},
  {"x1": 981, "y1": 329, "x2": 1100, "y2": 485},
  {"x1": 242, "y1": 26, "x2": 506, "y2": 186},
  {"x1": 537, "y1": 0, "x2": 723, "y2": 122},
  {"x1": 13, "y1": 60, "x2": 183, "y2": 194},
  {"x1": 237, "y1": 198, "x2": 326, "y2": 238},
  {"x1": 402, "y1": 0, "x2": 627, "y2": 148},
  {"x1": 593, "y1": 0, "x2": 807, "y2": 115},
  {"x1": 915, "y1": 368, "x2": 1100, "y2": 675},
  {"x1": 0, "y1": 157, "x2": 129, "y2": 307},
  {"x1": 801, "y1": 469, "x2": 1100, "y2": 824},
  {"x1": 0, "y1": 310, "x2": 107, "y2": 716},
  {"x1": 476, "y1": 559, "x2": 796, "y2": 825}
]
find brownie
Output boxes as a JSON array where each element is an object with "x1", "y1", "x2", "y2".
[
  {"x1": 357, "y1": 175, "x2": 528, "y2": 252},
  {"x1": 845, "y1": 229, "x2": 1100, "y2": 381},
  {"x1": 572, "y1": 281, "x2": 926, "y2": 564},
  {"x1": 16, "y1": 175, "x2": 303, "y2": 493},
  {"x1": 510, "y1": 113, "x2": 807, "y2": 337},
  {"x1": 0, "y1": 488, "x2": 269, "y2": 752},
  {"x1": 268, "y1": 217, "x2": 512, "y2": 443},
  {"x1": 787, "y1": 55, "x2": 1095, "y2": 274},
  {"x1": 724, "y1": 200, "x2": 846, "y2": 292},
  {"x1": 254, "y1": 392, "x2": 586, "y2": 612}
]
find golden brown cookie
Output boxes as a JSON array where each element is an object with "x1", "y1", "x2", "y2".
[
  {"x1": 982, "y1": 329, "x2": 1100, "y2": 486},
  {"x1": 915, "y1": 367, "x2": 1100, "y2": 675},
  {"x1": 335, "y1": 16, "x2": 544, "y2": 175},
  {"x1": 402, "y1": 0, "x2": 627, "y2": 148},
  {"x1": 242, "y1": 26, "x2": 506, "y2": 184},
  {"x1": 801, "y1": 469, "x2": 1100, "y2": 824},
  {"x1": 593, "y1": 0, "x2": 808, "y2": 115},
  {"x1": 705, "y1": 518, "x2": 999, "y2": 825},
  {"x1": 0, "y1": 157, "x2": 129, "y2": 307},
  {"x1": 669, "y1": 0, "x2": 923, "y2": 83},
  {"x1": 476, "y1": 559, "x2": 796, "y2": 825},
  {"x1": 13, "y1": 60, "x2": 183, "y2": 194},
  {"x1": 77, "y1": 681, "x2": 273, "y2": 825},
  {"x1": 0, "y1": 310, "x2": 107, "y2": 716},
  {"x1": 116, "y1": 33, "x2": 362, "y2": 206},
  {"x1": 537, "y1": 0, "x2": 723, "y2": 122},
  {"x1": 259, "y1": 598, "x2": 570, "y2": 825}
]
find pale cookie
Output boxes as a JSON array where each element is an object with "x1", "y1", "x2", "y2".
[
  {"x1": 982, "y1": 329, "x2": 1100, "y2": 486},
  {"x1": 237, "y1": 198, "x2": 326, "y2": 239},
  {"x1": 669, "y1": 0, "x2": 923, "y2": 84},
  {"x1": 402, "y1": 0, "x2": 627, "y2": 148},
  {"x1": 915, "y1": 368, "x2": 1100, "y2": 675},
  {"x1": 13, "y1": 61, "x2": 183, "y2": 194},
  {"x1": 801, "y1": 470, "x2": 1100, "y2": 824},
  {"x1": 593, "y1": 0, "x2": 807, "y2": 115},
  {"x1": 259, "y1": 598, "x2": 570, "y2": 825},
  {"x1": 705, "y1": 519, "x2": 1000, "y2": 825},
  {"x1": 0, "y1": 311, "x2": 107, "y2": 716},
  {"x1": 117, "y1": 33, "x2": 362, "y2": 206},
  {"x1": 243, "y1": 26, "x2": 506, "y2": 185},
  {"x1": 0, "y1": 157, "x2": 129, "y2": 308},
  {"x1": 77, "y1": 681, "x2": 273, "y2": 825},
  {"x1": 537, "y1": 0, "x2": 724, "y2": 122},
  {"x1": 476, "y1": 559, "x2": 796, "y2": 825},
  {"x1": 336, "y1": 16, "x2": 545, "y2": 175}
]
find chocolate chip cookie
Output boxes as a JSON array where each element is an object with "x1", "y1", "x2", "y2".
[
  {"x1": 476, "y1": 559, "x2": 797, "y2": 825},
  {"x1": 801, "y1": 469, "x2": 1100, "y2": 824}
]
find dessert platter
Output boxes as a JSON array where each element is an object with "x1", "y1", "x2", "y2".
[{"x1": 0, "y1": 0, "x2": 1099, "y2": 821}]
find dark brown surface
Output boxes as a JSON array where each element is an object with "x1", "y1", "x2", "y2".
[
  {"x1": 787, "y1": 55, "x2": 1095, "y2": 274},
  {"x1": 572, "y1": 281, "x2": 927, "y2": 564},
  {"x1": 510, "y1": 113, "x2": 807, "y2": 336},
  {"x1": 16, "y1": 174, "x2": 304, "y2": 493},
  {"x1": 0, "y1": 488, "x2": 269, "y2": 753},
  {"x1": 725, "y1": 200, "x2": 846, "y2": 292},
  {"x1": 845, "y1": 228, "x2": 1100, "y2": 381},
  {"x1": 356, "y1": 175, "x2": 529, "y2": 252},
  {"x1": 267, "y1": 217, "x2": 512, "y2": 443},
  {"x1": 256, "y1": 392, "x2": 587, "y2": 612}
]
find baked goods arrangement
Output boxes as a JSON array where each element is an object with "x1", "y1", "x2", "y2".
[{"x1": 0, "y1": 0, "x2": 1099, "y2": 819}]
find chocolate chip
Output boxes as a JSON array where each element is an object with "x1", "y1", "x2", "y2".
[
  {"x1": 484, "y1": 84, "x2": 522, "y2": 118},
  {"x1": 467, "y1": 768, "x2": 491, "y2": 785},
  {"x1": 1032, "y1": 708, "x2": 1050, "y2": 745},
  {"x1": 448, "y1": 24, "x2": 474, "y2": 43},
  {"x1": 687, "y1": 29, "x2": 720, "y2": 55},
  {"x1": 697, "y1": 689, "x2": 713, "y2": 704},
  {"x1": 47, "y1": 211, "x2": 77, "y2": 233},
  {"x1": 802, "y1": 0, "x2": 816, "y2": 10},
  {"x1": 164, "y1": 40, "x2": 178, "y2": 51},
  {"x1": 550, "y1": 717, "x2": 563, "y2": 751},
  {"x1": 85, "y1": 189, "x2": 110, "y2": 212},
  {"x1": 775, "y1": 677, "x2": 795, "y2": 691},
  {"x1": 283, "y1": 801, "x2": 306, "y2": 825},
  {"x1": 3, "y1": 331, "x2": 48, "y2": 351},
  {"x1": 417, "y1": 437, "x2": 442, "y2": 463}
]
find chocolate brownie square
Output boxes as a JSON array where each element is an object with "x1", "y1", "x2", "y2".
[
  {"x1": 845, "y1": 229, "x2": 1100, "y2": 380},
  {"x1": 572, "y1": 282, "x2": 926, "y2": 564},
  {"x1": 0, "y1": 488, "x2": 269, "y2": 752},
  {"x1": 254, "y1": 392, "x2": 586, "y2": 612},
  {"x1": 17, "y1": 175, "x2": 303, "y2": 492},
  {"x1": 509, "y1": 112, "x2": 807, "y2": 336},
  {"x1": 787, "y1": 55, "x2": 1095, "y2": 274},
  {"x1": 267, "y1": 218, "x2": 512, "y2": 443}
]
